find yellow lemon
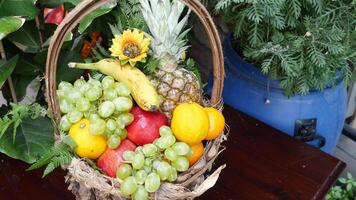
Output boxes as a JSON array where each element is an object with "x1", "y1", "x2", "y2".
[
  {"x1": 204, "y1": 107, "x2": 225, "y2": 140},
  {"x1": 171, "y1": 103, "x2": 209, "y2": 145},
  {"x1": 69, "y1": 119, "x2": 107, "y2": 159}
]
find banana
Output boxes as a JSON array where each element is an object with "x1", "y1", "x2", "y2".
[{"x1": 68, "y1": 59, "x2": 160, "y2": 112}]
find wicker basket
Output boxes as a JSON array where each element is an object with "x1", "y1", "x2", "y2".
[{"x1": 45, "y1": 0, "x2": 226, "y2": 199}]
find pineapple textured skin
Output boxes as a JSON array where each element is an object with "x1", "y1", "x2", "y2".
[{"x1": 151, "y1": 67, "x2": 202, "y2": 118}]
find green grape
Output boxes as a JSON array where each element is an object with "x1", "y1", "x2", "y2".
[
  {"x1": 108, "y1": 134, "x2": 121, "y2": 149},
  {"x1": 167, "y1": 166, "x2": 177, "y2": 182},
  {"x1": 144, "y1": 157, "x2": 153, "y2": 167},
  {"x1": 116, "y1": 118, "x2": 126, "y2": 129},
  {"x1": 79, "y1": 83, "x2": 91, "y2": 94},
  {"x1": 135, "y1": 146, "x2": 143, "y2": 154},
  {"x1": 67, "y1": 110, "x2": 83, "y2": 123},
  {"x1": 172, "y1": 142, "x2": 190, "y2": 156},
  {"x1": 102, "y1": 76, "x2": 115, "y2": 89},
  {"x1": 59, "y1": 115, "x2": 72, "y2": 131},
  {"x1": 76, "y1": 98, "x2": 91, "y2": 112},
  {"x1": 74, "y1": 77, "x2": 86, "y2": 89},
  {"x1": 123, "y1": 151, "x2": 136, "y2": 161},
  {"x1": 116, "y1": 164, "x2": 132, "y2": 180},
  {"x1": 98, "y1": 101, "x2": 115, "y2": 118},
  {"x1": 159, "y1": 126, "x2": 172, "y2": 136},
  {"x1": 119, "y1": 129, "x2": 128, "y2": 140},
  {"x1": 164, "y1": 148, "x2": 177, "y2": 161},
  {"x1": 152, "y1": 160, "x2": 161, "y2": 169},
  {"x1": 132, "y1": 185, "x2": 148, "y2": 200},
  {"x1": 143, "y1": 165, "x2": 152, "y2": 174},
  {"x1": 132, "y1": 153, "x2": 145, "y2": 170},
  {"x1": 114, "y1": 128, "x2": 127, "y2": 140},
  {"x1": 113, "y1": 97, "x2": 133, "y2": 112},
  {"x1": 103, "y1": 128, "x2": 114, "y2": 138},
  {"x1": 144, "y1": 173, "x2": 160, "y2": 193},
  {"x1": 172, "y1": 156, "x2": 189, "y2": 172},
  {"x1": 156, "y1": 135, "x2": 176, "y2": 150},
  {"x1": 59, "y1": 98, "x2": 75, "y2": 114},
  {"x1": 117, "y1": 113, "x2": 134, "y2": 126},
  {"x1": 106, "y1": 119, "x2": 117, "y2": 131},
  {"x1": 58, "y1": 81, "x2": 73, "y2": 91},
  {"x1": 103, "y1": 88, "x2": 117, "y2": 100},
  {"x1": 89, "y1": 113, "x2": 101, "y2": 122},
  {"x1": 67, "y1": 89, "x2": 83, "y2": 103},
  {"x1": 88, "y1": 78, "x2": 102, "y2": 88},
  {"x1": 120, "y1": 176, "x2": 138, "y2": 196},
  {"x1": 85, "y1": 86, "x2": 102, "y2": 102},
  {"x1": 56, "y1": 90, "x2": 66, "y2": 99},
  {"x1": 115, "y1": 82, "x2": 131, "y2": 97},
  {"x1": 187, "y1": 148, "x2": 194, "y2": 157},
  {"x1": 89, "y1": 119, "x2": 106, "y2": 135},
  {"x1": 135, "y1": 170, "x2": 147, "y2": 184},
  {"x1": 142, "y1": 144, "x2": 158, "y2": 157},
  {"x1": 156, "y1": 161, "x2": 171, "y2": 180}
]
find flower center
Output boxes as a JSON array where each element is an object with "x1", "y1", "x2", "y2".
[{"x1": 123, "y1": 43, "x2": 141, "y2": 58}]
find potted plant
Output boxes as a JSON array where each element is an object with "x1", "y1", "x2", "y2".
[{"x1": 210, "y1": 0, "x2": 356, "y2": 153}]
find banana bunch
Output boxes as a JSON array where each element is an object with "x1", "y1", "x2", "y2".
[{"x1": 69, "y1": 59, "x2": 160, "y2": 112}]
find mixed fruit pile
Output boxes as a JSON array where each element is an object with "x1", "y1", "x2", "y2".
[
  {"x1": 55, "y1": 0, "x2": 225, "y2": 199},
  {"x1": 57, "y1": 75, "x2": 224, "y2": 199}
]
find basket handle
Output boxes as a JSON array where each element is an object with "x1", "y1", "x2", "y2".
[{"x1": 45, "y1": 0, "x2": 225, "y2": 121}]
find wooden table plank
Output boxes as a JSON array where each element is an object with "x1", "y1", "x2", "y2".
[
  {"x1": 0, "y1": 106, "x2": 345, "y2": 200},
  {"x1": 199, "y1": 106, "x2": 346, "y2": 200}
]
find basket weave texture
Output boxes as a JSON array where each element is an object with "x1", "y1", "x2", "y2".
[{"x1": 45, "y1": 0, "x2": 226, "y2": 199}]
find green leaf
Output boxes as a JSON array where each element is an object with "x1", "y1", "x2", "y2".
[
  {"x1": 0, "y1": 55, "x2": 19, "y2": 88},
  {"x1": 0, "y1": 0, "x2": 39, "y2": 20},
  {"x1": 15, "y1": 76, "x2": 41, "y2": 103},
  {"x1": 13, "y1": 57, "x2": 44, "y2": 76},
  {"x1": 43, "y1": 32, "x2": 73, "y2": 47},
  {"x1": 78, "y1": 1, "x2": 117, "y2": 33},
  {"x1": 0, "y1": 17, "x2": 25, "y2": 40},
  {"x1": 6, "y1": 21, "x2": 41, "y2": 53},
  {"x1": 57, "y1": 46, "x2": 84, "y2": 83},
  {"x1": 38, "y1": 0, "x2": 78, "y2": 7},
  {"x1": 0, "y1": 116, "x2": 54, "y2": 164}
]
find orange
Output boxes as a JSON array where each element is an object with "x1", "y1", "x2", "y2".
[
  {"x1": 171, "y1": 103, "x2": 209, "y2": 145},
  {"x1": 69, "y1": 119, "x2": 107, "y2": 159},
  {"x1": 188, "y1": 142, "x2": 204, "y2": 166},
  {"x1": 204, "y1": 107, "x2": 225, "y2": 140}
]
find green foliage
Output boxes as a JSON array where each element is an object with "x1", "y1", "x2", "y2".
[
  {"x1": 111, "y1": 0, "x2": 148, "y2": 33},
  {"x1": 184, "y1": 58, "x2": 203, "y2": 86},
  {"x1": 0, "y1": 16, "x2": 25, "y2": 40},
  {"x1": 326, "y1": 173, "x2": 356, "y2": 200},
  {"x1": 0, "y1": 103, "x2": 47, "y2": 140},
  {"x1": 0, "y1": 103, "x2": 54, "y2": 163},
  {"x1": 216, "y1": 0, "x2": 356, "y2": 96},
  {"x1": 0, "y1": 55, "x2": 18, "y2": 88},
  {"x1": 27, "y1": 140, "x2": 73, "y2": 177}
]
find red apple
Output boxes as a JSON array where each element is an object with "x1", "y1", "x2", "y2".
[
  {"x1": 97, "y1": 139, "x2": 136, "y2": 177},
  {"x1": 127, "y1": 106, "x2": 168, "y2": 146}
]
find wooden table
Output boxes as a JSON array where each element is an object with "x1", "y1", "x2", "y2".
[{"x1": 0, "y1": 106, "x2": 346, "y2": 200}]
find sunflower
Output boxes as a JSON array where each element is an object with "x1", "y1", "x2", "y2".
[{"x1": 109, "y1": 29, "x2": 150, "y2": 66}]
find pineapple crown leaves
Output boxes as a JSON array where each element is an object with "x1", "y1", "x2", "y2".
[{"x1": 139, "y1": 0, "x2": 191, "y2": 61}]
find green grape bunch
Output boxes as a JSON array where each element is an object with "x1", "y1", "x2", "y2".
[
  {"x1": 116, "y1": 126, "x2": 192, "y2": 200},
  {"x1": 56, "y1": 75, "x2": 134, "y2": 147}
]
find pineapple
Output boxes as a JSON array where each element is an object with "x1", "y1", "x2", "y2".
[{"x1": 140, "y1": 0, "x2": 203, "y2": 117}]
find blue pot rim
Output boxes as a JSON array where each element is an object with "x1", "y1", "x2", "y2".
[{"x1": 223, "y1": 35, "x2": 344, "y2": 93}]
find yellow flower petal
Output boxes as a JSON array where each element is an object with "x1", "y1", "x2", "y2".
[{"x1": 109, "y1": 29, "x2": 151, "y2": 65}]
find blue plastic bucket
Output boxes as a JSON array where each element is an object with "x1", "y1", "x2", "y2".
[{"x1": 207, "y1": 37, "x2": 347, "y2": 153}]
